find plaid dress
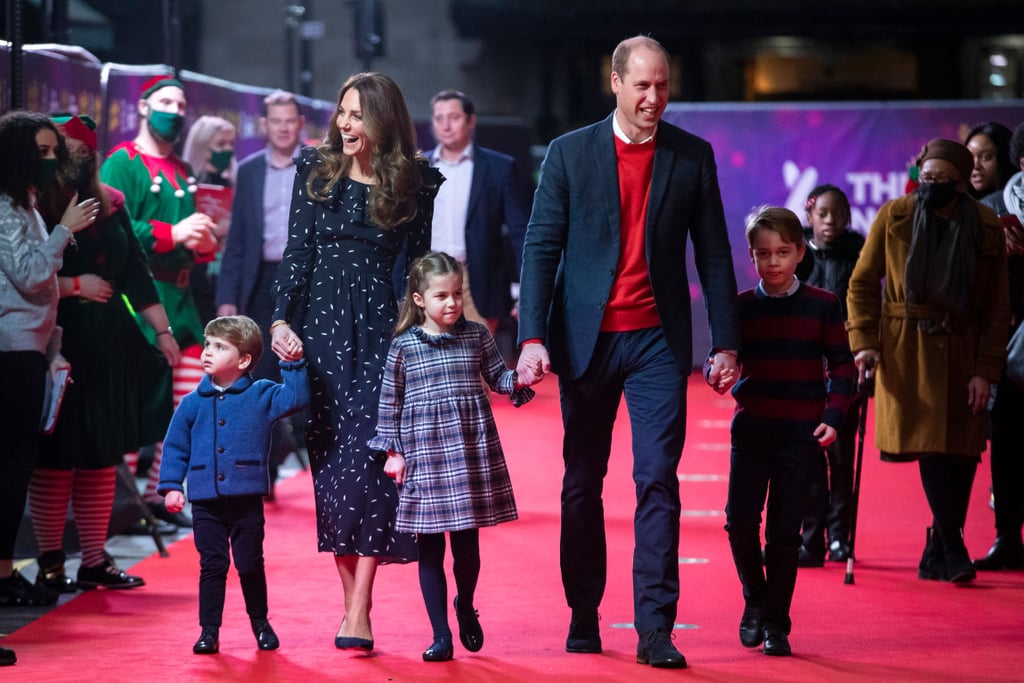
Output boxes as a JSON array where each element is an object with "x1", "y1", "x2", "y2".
[{"x1": 369, "y1": 321, "x2": 531, "y2": 533}]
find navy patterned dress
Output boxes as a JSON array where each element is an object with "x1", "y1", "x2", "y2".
[
  {"x1": 273, "y1": 148, "x2": 441, "y2": 560},
  {"x1": 369, "y1": 321, "x2": 532, "y2": 534}
]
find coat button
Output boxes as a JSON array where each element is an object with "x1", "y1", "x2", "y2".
[
  {"x1": 218, "y1": 419, "x2": 226, "y2": 426},
  {"x1": 218, "y1": 446, "x2": 225, "y2": 453},
  {"x1": 218, "y1": 395, "x2": 225, "y2": 400},
  {"x1": 218, "y1": 473, "x2": 225, "y2": 481}
]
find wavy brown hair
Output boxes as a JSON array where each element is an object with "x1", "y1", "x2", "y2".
[
  {"x1": 394, "y1": 252, "x2": 464, "y2": 336},
  {"x1": 306, "y1": 72, "x2": 422, "y2": 229}
]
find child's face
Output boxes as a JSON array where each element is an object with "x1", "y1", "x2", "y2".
[
  {"x1": 412, "y1": 272, "x2": 464, "y2": 333},
  {"x1": 749, "y1": 228, "x2": 805, "y2": 296},
  {"x1": 806, "y1": 191, "x2": 849, "y2": 247},
  {"x1": 201, "y1": 335, "x2": 252, "y2": 386}
]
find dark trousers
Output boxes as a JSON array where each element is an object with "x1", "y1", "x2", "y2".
[
  {"x1": 990, "y1": 375, "x2": 1024, "y2": 540},
  {"x1": 417, "y1": 530, "x2": 481, "y2": 638},
  {"x1": 558, "y1": 327, "x2": 687, "y2": 635},
  {"x1": 801, "y1": 394, "x2": 860, "y2": 552},
  {"x1": 0, "y1": 351, "x2": 46, "y2": 560},
  {"x1": 192, "y1": 495, "x2": 268, "y2": 628},
  {"x1": 725, "y1": 436, "x2": 819, "y2": 634}
]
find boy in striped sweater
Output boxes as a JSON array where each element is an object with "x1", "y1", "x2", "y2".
[{"x1": 705, "y1": 206, "x2": 856, "y2": 657}]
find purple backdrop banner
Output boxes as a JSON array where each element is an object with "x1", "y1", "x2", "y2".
[{"x1": 662, "y1": 101, "x2": 1024, "y2": 362}]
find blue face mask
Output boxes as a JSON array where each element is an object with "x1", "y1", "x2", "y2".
[{"x1": 148, "y1": 110, "x2": 185, "y2": 142}]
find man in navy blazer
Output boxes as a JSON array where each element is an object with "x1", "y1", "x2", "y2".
[
  {"x1": 425, "y1": 90, "x2": 530, "y2": 332},
  {"x1": 517, "y1": 36, "x2": 740, "y2": 669}
]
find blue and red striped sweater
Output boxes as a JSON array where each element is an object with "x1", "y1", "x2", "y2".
[{"x1": 729, "y1": 282, "x2": 856, "y2": 442}]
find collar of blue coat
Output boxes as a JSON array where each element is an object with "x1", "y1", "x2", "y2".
[{"x1": 196, "y1": 372, "x2": 254, "y2": 397}]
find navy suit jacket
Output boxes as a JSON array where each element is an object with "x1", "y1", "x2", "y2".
[
  {"x1": 216, "y1": 149, "x2": 271, "y2": 313},
  {"x1": 518, "y1": 114, "x2": 740, "y2": 380},
  {"x1": 427, "y1": 145, "x2": 530, "y2": 319}
]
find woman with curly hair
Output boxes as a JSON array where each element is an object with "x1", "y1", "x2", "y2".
[{"x1": 269, "y1": 72, "x2": 442, "y2": 651}]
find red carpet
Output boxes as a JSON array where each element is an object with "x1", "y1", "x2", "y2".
[{"x1": 4, "y1": 376, "x2": 1022, "y2": 681}]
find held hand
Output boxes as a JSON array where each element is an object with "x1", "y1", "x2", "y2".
[
  {"x1": 384, "y1": 452, "x2": 406, "y2": 485},
  {"x1": 49, "y1": 353, "x2": 70, "y2": 381},
  {"x1": 967, "y1": 376, "x2": 991, "y2": 414},
  {"x1": 814, "y1": 423, "x2": 837, "y2": 447},
  {"x1": 60, "y1": 192, "x2": 101, "y2": 232},
  {"x1": 707, "y1": 351, "x2": 738, "y2": 394},
  {"x1": 156, "y1": 331, "x2": 181, "y2": 366},
  {"x1": 516, "y1": 343, "x2": 550, "y2": 386},
  {"x1": 164, "y1": 491, "x2": 185, "y2": 514},
  {"x1": 271, "y1": 323, "x2": 304, "y2": 361},
  {"x1": 77, "y1": 274, "x2": 114, "y2": 303},
  {"x1": 854, "y1": 349, "x2": 879, "y2": 387}
]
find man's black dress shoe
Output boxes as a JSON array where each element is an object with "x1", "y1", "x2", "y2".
[
  {"x1": 566, "y1": 609, "x2": 601, "y2": 653},
  {"x1": 193, "y1": 626, "x2": 220, "y2": 655},
  {"x1": 974, "y1": 537, "x2": 1024, "y2": 570},
  {"x1": 454, "y1": 596, "x2": 483, "y2": 652},
  {"x1": 251, "y1": 618, "x2": 279, "y2": 650},
  {"x1": 0, "y1": 570, "x2": 57, "y2": 606},
  {"x1": 828, "y1": 539, "x2": 851, "y2": 562},
  {"x1": 76, "y1": 555, "x2": 145, "y2": 590},
  {"x1": 763, "y1": 628, "x2": 791, "y2": 656},
  {"x1": 422, "y1": 635, "x2": 454, "y2": 662},
  {"x1": 739, "y1": 607, "x2": 764, "y2": 648},
  {"x1": 797, "y1": 545, "x2": 824, "y2": 568},
  {"x1": 636, "y1": 629, "x2": 687, "y2": 668}
]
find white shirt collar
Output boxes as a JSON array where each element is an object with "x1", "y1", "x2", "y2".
[
  {"x1": 431, "y1": 142, "x2": 474, "y2": 164},
  {"x1": 612, "y1": 111, "x2": 656, "y2": 145},
  {"x1": 756, "y1": 275, "x2": 801, "y2": 298}
]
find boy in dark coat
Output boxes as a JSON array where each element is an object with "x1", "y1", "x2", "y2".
[{"x1": 159, "y1": 315, "x2": 309, "y2": 655}]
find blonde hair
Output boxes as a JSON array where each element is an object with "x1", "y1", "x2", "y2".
[
  {"x1": 182, "y1": 115, "x2": 237, "y2": 182},
  {"x1": 394, "y1": 252, "x2": 464, "y2": 336}
]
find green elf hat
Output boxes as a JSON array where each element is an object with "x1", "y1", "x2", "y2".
[{"x1": 51, "y1": 112, "x2": 98, "y2": 153}]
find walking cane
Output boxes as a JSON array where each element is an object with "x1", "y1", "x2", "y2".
[{"x1": 844, "y1": 358, "x2": 875, "y2": 585}]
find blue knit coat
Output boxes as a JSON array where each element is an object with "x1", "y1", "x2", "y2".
[{"x1": 158, "y1": 360, "x2": 309, "y2": 501}]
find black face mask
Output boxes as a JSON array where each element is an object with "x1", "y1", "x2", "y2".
[
  {"x1": 64, "y1": 156, "x2": 95, "y2": 194},
  {"x1": 917, "y1": 181, "x2": 959, "y2": 210},
  {"x1": 34, "y1": 157, "x2": 59, "y2": 192}
]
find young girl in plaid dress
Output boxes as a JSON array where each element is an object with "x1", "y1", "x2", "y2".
[{"x1": 369, "y1": 252, "x2": 533, "y2": 662}]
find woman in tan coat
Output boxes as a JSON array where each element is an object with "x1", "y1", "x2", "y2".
[{"x1": 846, "y1": 138, "x2": 1009, "y2": 584}]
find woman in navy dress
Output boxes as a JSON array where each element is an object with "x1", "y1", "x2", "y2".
[{"x1": 270, "y1": 72, "x2": 441, "y2": 650}]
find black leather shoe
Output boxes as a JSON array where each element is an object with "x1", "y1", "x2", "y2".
[
  {"x1": 334, "y1": 635, "x2": 373, "y2": 650},
  {"x1": 194, "y1": 627, "x2": 220, "y2": 655},
  {"x1": 828, "y1": 539, "x2": 851, "y2": 563},
  {"x1": 974, "y1": 537, "x2": 1024, "y2": 570},
  {"x1": 251, "y1": 618, "x2": 280, "y2": 650},
  {"x1": 422, "y1": 635, "x2": 454, "y2": 662},
  {"x1": 76, "y1": 555, "x2": 145, "y2": 590},
  {"x1": 739, "y1": 606, "x2": 764, "y2": 648},
  {"x1": 636, "y1": 629, "x2": 687, "y2": 668},
  {"x1": 797, "y1": 545, "x2": 824, "y2": 568},
  {"x1": 150, "y1": 504, "x2": 193, "y2": 528},
  {"x1": 566, "y1": 609, "x2": 601, "y2": 653},
  {"x1": 0, "y1": 570, "x2": 57, "y2": 606},
  {"x1": 763, "y1": 628, "x2": 791, "y2": 656},
  {"x1": 454, "y1": 596, "x2": 483, "y2": 652},
  {"x1": 36, "y1": 550, "x2": 76, "y2": 594},
  {"x1": 0, "y1": 645, "x2": 16, "y2": 666}
]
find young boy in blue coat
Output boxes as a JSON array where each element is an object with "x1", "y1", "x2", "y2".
[{"x1": 158, "y1": 315, "x2": 309, "y2": 655}]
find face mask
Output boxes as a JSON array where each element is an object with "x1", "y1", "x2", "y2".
[
  {"x1": 917, "y1": 181, "x2": 959, "y2": 210},
  {"x1": 65, "y1": 156, "x2": 95, "y2": 193},
  {"x1": 148, "y1": 110, "x2": 185, "y2": 142},
  {"x1": 209, "y1": 149, "x2": 233, "y2": 173},
  {"x1": 34, "y1": 157, "x2": 60, "y2": 191}
]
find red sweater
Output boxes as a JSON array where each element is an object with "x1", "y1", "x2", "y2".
[{"x1": 602, "y1": 135, "x2": 660, "y2": 332}]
